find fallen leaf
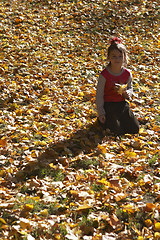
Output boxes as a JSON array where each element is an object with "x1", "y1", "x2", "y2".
[{"x1": 154, "y1": 222, "x2": 160, "y2": 232}]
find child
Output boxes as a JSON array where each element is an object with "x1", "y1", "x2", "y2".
[{"x1": 96, "y1": 37, "x2": 139, "y2": 136}]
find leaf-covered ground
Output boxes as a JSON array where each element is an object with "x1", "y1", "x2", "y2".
[{"x1": 0, "y1": 0, "x2": 160, "y2": 239}]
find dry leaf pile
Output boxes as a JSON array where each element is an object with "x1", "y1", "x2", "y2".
[{"x1": 0, "y1": 0, "x2": 160, "y2": 239}]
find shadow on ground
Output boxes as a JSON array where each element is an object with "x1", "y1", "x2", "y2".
[{"x1": 15, "y1": 120, "x2": 107, "y2": 181}]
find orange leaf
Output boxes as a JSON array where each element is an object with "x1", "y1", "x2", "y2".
[
  {"x1": 144, "y1": 203, "x2": 155, "y2": 212},
  {"x1": 0, "y1": 137, "x2": 7, "y2": 147}
]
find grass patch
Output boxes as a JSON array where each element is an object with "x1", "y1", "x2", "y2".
[
  {"x1": 92, "y1": 182, "x2": 104, "y2": 192},
  {"x1": 70, "y1": 157, "x2": 99, "y2": 170},
  {"x1": 19, "y1": 167, "x2": 65, "y2": 182},
  {"x1": 40, "y1": 168, "x2": 65, "y2": 181},
  {"x1": 148, "y1": 154, "x2": 159, "y2": 166},
  {"x1": 12, "y1": 196, "x2": 58, "y2": 216}
]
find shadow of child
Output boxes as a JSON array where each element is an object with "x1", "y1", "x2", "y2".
[{"x1": 38, "y1": 120, "x2": 105, "y2": 166}]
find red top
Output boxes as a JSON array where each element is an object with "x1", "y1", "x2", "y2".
[{"x1": 101, "y1": 68, "x2": 131, "y2": 102}]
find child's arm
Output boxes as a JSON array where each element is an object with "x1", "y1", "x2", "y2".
[
  {"x1": 125, "y1": 74, "x2": 133, "y2": 99},
  {"x1": 96, "y1": 74, "x2": 106, "y2": 117}
]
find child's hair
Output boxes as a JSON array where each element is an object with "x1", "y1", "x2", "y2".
[{"x1": 107, "y1": 37, "x2": 128, "y2": 65}]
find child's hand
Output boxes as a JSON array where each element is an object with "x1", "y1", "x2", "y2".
[
  {"x1": 122, "y1": 89, "x2": 129, "y2": 99},
  {"x1": 99, "y1": 115, "x2": 106, "y2": 124}
]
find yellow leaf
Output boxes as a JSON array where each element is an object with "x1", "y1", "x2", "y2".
[
  {"x1": 138, "y1": 179, "x2": 145, "y2": 186},
  {"x1": 54, "y1": 233, "x2": 61, "y2": 240},
  {"x1": 70, "y1": 190, "x2": 79, "y2": 198},
  {"x1": 0, "y1": 170, "x2": 5, "y2": 177},
  {"x1": 115, "y1": 83, "x2": 127, "y2": 95},
  {"x1": 145, "y1": 219, "x2": 152, "y2": 227},
  {"x1": 154, "y1": 222, "x2": 160, "y2": 232},
  {"x1": 19, "y1": 218, "x2": 31, "y2": 230},
  {"x1": 22, "y1": 137, "x2": 29, "y2": 141},
  {"x1": 40, "y1": 209, "x2": 48, "y2": 217},
  {"x1": 123, "y1": 204, "x2": 135, "y2": 214},
  {"x1": 49, "y1": 163, "x2": 57, "y2": 169},
  {"x1": 34, "y1": 140, "x2": 47, "y2": 146},
  {"x1": 137, "y1": 237, "x2": 143, "y2": 240},
  {"x1": 97, "y1": 144, "x2": 107, "y2": 154},
  {"x1": 69, "y1": 223, "x2": 79, "y2": 229},
  {"x1": 125, "y1": 150, "x2": 137, "y2": 158},
  {"x1": 76, "y1": 204, "x2": 91, "y2": 213},
  {"x1": 139, "y1": 128, "x2": 147, "y2": 136},
  {"x1": 78, "y1": 92, "x2": 84, "y2": 97},
  {"x1": 70, "y1": 202, "x2": 77, "y2": 207},
  {"x1": 154, "y1": 232, "x2": 160, "y2": 238},
  {"x1": 0, "y1": 218, "x2": 7, "y2": 225},
  {"x1": 15, "y1": 109, "x2": 22, "y2": 116},
  {"x1": 125, "y1": 26, "x2": 130, "y2": 31},
  {"x1": 98, "y1": 178, "x2": 110, "y2": 186},
  {"x1": 41, "y1": 95, "x2": 48, "y2": 100},
  {"x1": 24, "y1": 204, "x2": 34, "y2": 212}
]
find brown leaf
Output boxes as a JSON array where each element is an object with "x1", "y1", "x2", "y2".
[{"x1": 114, "y1": 193, "x2": 128, "y2": 202}]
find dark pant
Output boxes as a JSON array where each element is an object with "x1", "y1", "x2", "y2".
[{"x1": 99, "y1": 101, "x2": 139, "y2": 135}]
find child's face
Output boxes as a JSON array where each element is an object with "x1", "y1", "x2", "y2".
[{"x1": 108, "y1": 49, "x2": 124, "y2": 67}]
